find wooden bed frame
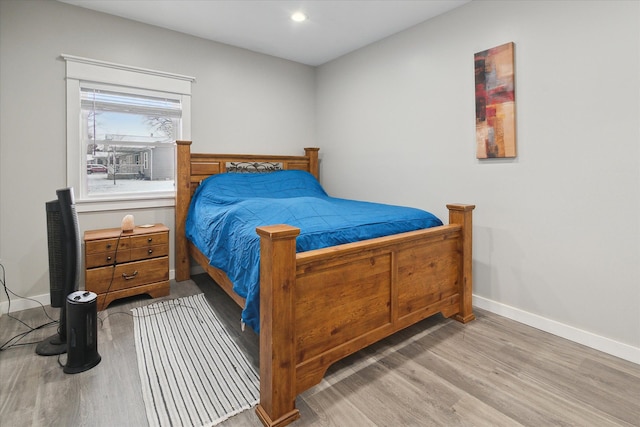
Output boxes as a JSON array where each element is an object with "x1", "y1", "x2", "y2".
[{"x1": 175, "y1": 140, "x2": 475, "y2": 427}]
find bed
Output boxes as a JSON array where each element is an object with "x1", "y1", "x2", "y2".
[{"x1": 175, "y1": 141, "x2": 475, "y2": 427}]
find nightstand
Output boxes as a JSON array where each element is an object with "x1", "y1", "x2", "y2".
[{"x1": 84, "y1": 224, "x2": 170, "y2": 310}]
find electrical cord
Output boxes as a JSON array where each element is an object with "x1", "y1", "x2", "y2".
[
  {"x1": 97, "y1": 297, "x2": 201, "y2": 329},
  {"x1": 0, "y1": 255, "x2": 199, "y2": 352},
  {"x1": 95, "y1": 231, "x2": 201, "y2": 323},
  {"x1": 96, "y1": 230, "x2": 123, "y2": 316},
  {"x1": 0, "y1": 263, "x2": 59, "y2": 351}
]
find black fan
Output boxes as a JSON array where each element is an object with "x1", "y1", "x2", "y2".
[{"x1": 36, "y1": 188, "x2": 81, "y2": 356}]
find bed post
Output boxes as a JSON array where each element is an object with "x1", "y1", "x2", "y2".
[
  {"x1": 447, "y1": 204, "x2": 476, "y2": 323},
  {"x1": 255, "y1": 225, "x2": 301, "y2": 427},
  {"x1": 304, "y1": 147, "x2": 319, "y2": 179},
  {"x1": 175, "y1": 140, "x2": 192, "y2": 282}
]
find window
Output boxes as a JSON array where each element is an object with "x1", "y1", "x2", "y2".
[
  {"x1": 63, "y1": 54, "x2": 194, "y2": 212},
  {"x1": 81, "y1": 86, "x2": 180, "y2": 197}
]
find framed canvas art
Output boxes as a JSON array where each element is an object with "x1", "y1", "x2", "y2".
[{"x1": 475, "y1": 42, "x2": 516, "y2": 159}]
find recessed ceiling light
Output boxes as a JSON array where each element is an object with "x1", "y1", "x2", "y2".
[{"x1": 291, "y1": 12, "x2": 307, "y2": 22}]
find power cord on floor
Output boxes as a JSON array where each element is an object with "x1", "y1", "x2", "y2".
[
  {"x1": 0, "y1": 263, "x2": 59, "y2": 351},
  {"x1": 0, "y1": 258, "x2": 198, "y2": 351},
  {"x1": 97, "y1": 297, "x2": 202, "y2": 328}
]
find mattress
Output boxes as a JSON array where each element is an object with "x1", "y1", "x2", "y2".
[{"x1": 186, "y1": 170, "x2": 443, "y2": 332}]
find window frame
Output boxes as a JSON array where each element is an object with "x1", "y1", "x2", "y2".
[{"x1": 63, "y1": 54, "x2": 194, "y2": 212}]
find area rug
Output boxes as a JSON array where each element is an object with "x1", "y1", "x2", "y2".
[{"x1": 132, "y1": 293, "x2": 260, "y2": 427}]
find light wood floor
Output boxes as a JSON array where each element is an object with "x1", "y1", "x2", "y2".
[{"x1": 1, "y1": 274, "x2": 638, "y2": 427}]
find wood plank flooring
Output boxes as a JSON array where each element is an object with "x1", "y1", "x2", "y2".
[{"x1": 1, "y1": 274, "x2": 638, "y2": 427}]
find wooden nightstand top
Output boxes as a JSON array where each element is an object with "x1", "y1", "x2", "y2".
[{"x1": 84, "y1": 223, "x2": 169, "y2": 242}]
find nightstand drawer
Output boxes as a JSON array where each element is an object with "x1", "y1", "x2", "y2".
[
  {"x1": 86, "y1": 257, "x2": 169, "y2": 294},
  {"x1": 85, "y1": 237, "x2": 129, "y2": 255},
  {"x1": 85, "y1": 250, "x2": 132, "y2": 268},
  {"x1": 131, "y1": 232, "x2": 169, "y2": 248},
  {"x1": 131, "y1": 244, "x2": 169, "y2": 261}
]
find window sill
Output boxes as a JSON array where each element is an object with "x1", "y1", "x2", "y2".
[{"x1": 76, "y1": 194, "x2": 175, "y2": 213}]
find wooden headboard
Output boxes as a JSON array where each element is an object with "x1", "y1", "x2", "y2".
[{"x1": 175, "y1": 140, "x2": 319, "y2": 281}]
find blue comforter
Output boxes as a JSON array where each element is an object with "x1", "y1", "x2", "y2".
[{"x1": 185, "y1": 170, "x2": 442, "y2": 332}]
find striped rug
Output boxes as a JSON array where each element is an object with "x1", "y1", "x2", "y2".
[{"x1": 132, "y1": 293, "x2": 260, "y2": 427}]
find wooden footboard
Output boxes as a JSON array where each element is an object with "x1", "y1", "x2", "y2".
[
  {"x1": 255, "y1": 204, "x2": 474, "y2": 427},
  {"x1": 174, "y1": 141, "x2": 475, "y2": 427}
]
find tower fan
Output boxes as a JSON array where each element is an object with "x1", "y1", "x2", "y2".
[{"x1": 36, "y1": 188, "x2": 81, "y2": 356}]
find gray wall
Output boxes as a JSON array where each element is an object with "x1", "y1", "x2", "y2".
[
  {"x1": 0, "y1": 0, "x2": 315, "y2": 308},
  {"x1": 1, "y1": 0, "x2": 638, "y2": 362},
  {"x1": 316, "y1": 0, "x2": 639, "y2": 361}
]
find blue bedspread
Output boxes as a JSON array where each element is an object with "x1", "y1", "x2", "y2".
[{"x1": 185, "y1": 170, "x2": 442, "y2": 332}]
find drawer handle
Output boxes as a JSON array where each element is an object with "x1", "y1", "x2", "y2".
[
  {"x1": 122, "y1": 271, "x2": 138, "y2": 280},
  {"x1": 106, "y1": 243, "x2": 112, "y2": 249},
  {"x1": 106, "y1": 256, "x2": 112, "y2": 261},
  {"x1": 147, "y1": 237, "x2": 153, "y2": 242},
  {"x1": 148, "y1": 249, "x2": 153, "y2": 255}
]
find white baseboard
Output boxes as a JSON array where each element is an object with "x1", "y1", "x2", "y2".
[
  {"x1": 3, "y1": 279, "x2": 637, "y2": 365},
  {"x1": 473, "y1": 295, "x2": 640, "y2": 365},
  {"x1": 0, "y1": 292, "x2": 52, "y2": 315}
]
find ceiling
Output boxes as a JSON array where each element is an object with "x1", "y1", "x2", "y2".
[{"x1": 58, "y1": 0, "x2": 471, "y2": 66}]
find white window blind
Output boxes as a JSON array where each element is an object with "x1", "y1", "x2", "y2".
[{"x1": 81, "y1": 88, "x2": 182, "y2": 118}]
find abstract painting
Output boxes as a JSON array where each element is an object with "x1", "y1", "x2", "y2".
[{"x1": 475, "y1": 42, "x2": 516, "y2": 158}]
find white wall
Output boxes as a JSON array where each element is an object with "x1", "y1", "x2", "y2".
[
  {"x1": 0, "y1": 0, "x2": 315, "y2": 310},
  {"x1": 317, "y1": 0, "x2": 639, "y2": 362}
]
